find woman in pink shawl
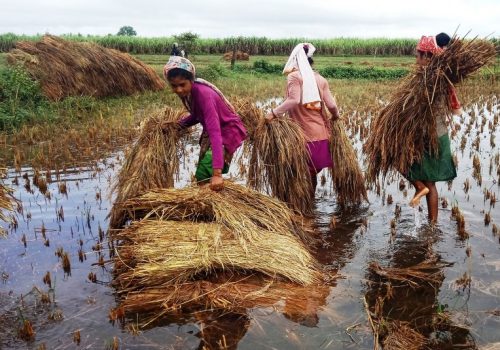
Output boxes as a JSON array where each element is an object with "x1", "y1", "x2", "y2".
[{"x1": 266, "y1": 43, "x2": 341, "y2": 196}]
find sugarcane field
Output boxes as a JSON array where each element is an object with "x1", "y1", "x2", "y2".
[{"x1": 0, "y1": 4, "x2": 500, "y2": 349}]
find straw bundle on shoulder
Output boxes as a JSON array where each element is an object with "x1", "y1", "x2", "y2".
[
  {"x1": 364, "y1": 36, "x2": 496, "y2": 183},
  {"x1": 113, "y1": 220, "x2": 320, "y2": 289},
  {"x1": 248, "y1": 115, "x2": 314, "y2": 215},
  {"x1": 329, "y1": 119, "x2": 368, "y2": 207},
  {"x1": 119, "y1": 272, "x2": 330, "y2": 318},
  {"x1": 108, "y1": 107, "x2": 185, "y2": 229},
  {"x1": 6, "y1": 35, "x2": 165, "y2": 101},
  {"x1": 115, "y1": 182, "x2": 312, "y2": 244}
]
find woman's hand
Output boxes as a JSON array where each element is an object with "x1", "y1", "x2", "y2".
[
  {"x1": 210, "y1": 169, "x2": 224, "y2": 191},
  {"x1": 265, "y1": 109, "x2": 277, "y2": 123}
]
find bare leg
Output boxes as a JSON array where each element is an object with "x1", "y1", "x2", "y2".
[
  {"x1": 410, "y1": 180, "x2": 430, "y2": 207},
  {"x1": 423, "y1": 181, "x2": 438, "y2": 224}
]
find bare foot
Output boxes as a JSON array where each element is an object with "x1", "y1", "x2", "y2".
[{"x1": 410, "y1": 187, "x2": 430, "y2": 207}]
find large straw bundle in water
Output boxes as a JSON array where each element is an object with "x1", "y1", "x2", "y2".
[
  {"x1": 115, "y1": 182, "x2": 312, "y2": 244},
  {"x1": 364, "y1": 37, "x2": 496, "y2": 182},
  {"x1": 113, "y1": 220, "x2": 319, "y2": 289},
  {"x1": 248, "y1": 115, "x2": 314, "y2": 215},
  {"x1": 119, "y1": 273, "x2": 329, "y2": 319},
  {"x1": 329, "y1": 119, "x2": 368, "y2": 207},
  {"x1": 6, "y1": 35, "x2": 165, "y2": 100},
  {"x1": 108, "y1": 107, "x2": 185, "y2": 229},
  {"x1": 232, "y1": 97, "x2": 262, "y2": 141}
]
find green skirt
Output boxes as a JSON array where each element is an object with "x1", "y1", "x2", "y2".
[
  {"x1": 195, "y1": 149, "x2": 230, "y2": 182},
  {"x1": 408, "y1": 134, "x2": 457, "y2": 182}
]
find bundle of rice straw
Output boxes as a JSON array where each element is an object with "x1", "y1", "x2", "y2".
[
  {"x1": 113, "y1": 220, "x2": 319, "y2": 289},
  {"x1": 232, "y1": 97, "x2": 262, "y2": 141},
  {"x1": 0, "y1": 184, "x2": 18, "y2": 223},
  {"x1": 364, "y1": 36, "x2": 496, "y2": 183},
  {"x1": 118, "y1": 272, "x2": 329, "y2": 318},
  {"x1": 115, "y1": 182, "x2": 312, "y2": 244},
  {"x1": 368, "y1": 259, "x2": 448, "y2": 287},
  {"x1": 108, "y1": 107, "x2": 186, "y2": 229},
  {"x1": 6, "y1": 35, "x2": 165, "y2": 101},
  {"x1": 382, "y1": 321, "x2": 427, "y2": 350},
  {"x1": 248, "y1": 114, "x2": 314, "y2": 215},
  {"x1": 329, "y1": 119, "x2": 368, "y2": 207}
]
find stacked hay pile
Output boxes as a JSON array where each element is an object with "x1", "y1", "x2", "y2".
[
  {"x1": 6, "y1": 35, "x2": 165, "y2": 101},
  {"x1": 108, "y1": 110, "x2": 320, "y2": 322},
  {"x1": 223, "y1": 50, "x2": 250, "y2": 61}
]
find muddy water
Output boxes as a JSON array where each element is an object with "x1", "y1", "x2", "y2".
[{"x1": 1, "y1": 99, "x2": 499, "y2": 349}]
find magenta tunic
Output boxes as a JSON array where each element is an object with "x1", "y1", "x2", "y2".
[{"x1": 179, "y1": 83, "x2": 247, "y2": 169}]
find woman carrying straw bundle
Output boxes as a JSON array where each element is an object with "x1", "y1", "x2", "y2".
[
  {"x1": 407, "y1": 34, "x2": 461, "y2": 222},
  {"x1": 265, "y1": 43, "x2": 341, "y2": 196},
  {"x1": 163, "y1": 56, "x2": 247, "y2": 191}
]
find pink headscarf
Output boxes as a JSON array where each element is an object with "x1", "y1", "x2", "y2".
[{"x1": 416, "y1": 36, "x2": 443, "y2": 55}]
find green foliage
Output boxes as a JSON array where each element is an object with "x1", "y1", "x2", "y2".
[
  {"x1": 319, "y1": 66, "x2": 409, "y2": 79},
  {"x1": 117, "y1": 26, "x2": 137, "y2": 36},
  {"x1": 196, "y1": 63, "x2": 229, "y2": 81},
  {"x1": 253, "y1": 60, "x2": 283, "y2": 74},
  {"x1": 0, "y1": 66, "x2": 50, "y2": 130}
]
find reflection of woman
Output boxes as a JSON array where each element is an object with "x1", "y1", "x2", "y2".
[
  {"x1": 163, "y1": 56, "x2": 247, "y2": 191},
  {"x1": 266, "y1": 43, "x2": 341, "y2": 197},
  {"x1": 407, "y1": 35, "x2": 461, "y2": 224}
]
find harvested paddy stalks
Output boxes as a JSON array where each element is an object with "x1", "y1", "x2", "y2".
[
  {"x1": 119, "y1": 273, "x2": 329, "y2": 319},
  {"x1": 113, "y1": 220, "x2": 319, "y2": 288},
  {"x1": 248, "y1": 117, "x2": 313, "y2": 215},
  {"x1": 382, "y1": 320, "x2": 427, "y2": 350},
  {"x1": 364, "y1": 36, "x2": 495, "y2": 183},
  {"x1": 368, "y1": 259, "x2": 449, "y2": 287},
  {"x1": 329, "y1": 119, "x2": 368, "y2": 207},
  {"x1": 108, "y1": 107, "x2": 185, "y2": 229},
  {"x1": 6, "y1": 35, "x2": 165, "y2": 101},
  {"x1": 222, "y1": 51, "x2": 250, "y2": 61},
  {"x1": 232, "y1": 97, "x2": 262, "y2": 141},
  {"x1": 0, "y1": 169, "x2": 18, "y2": 224},
  {"x1": 116, "y1": 182, "x2": 312, "y2": 243}
]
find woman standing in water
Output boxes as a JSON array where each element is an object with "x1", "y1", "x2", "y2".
[
  {"x1": 265, "y1": 43, "x2": 341, "y2": 197},
  {"x1": 163, "y1": 56, "x2": 247, "y2": 191}
]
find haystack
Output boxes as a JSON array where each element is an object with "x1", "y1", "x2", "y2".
[
  {"x1": 223, "y1": 50, "x2": 250, "y2": 61},
  {"x1": 6, "y1": 35, "x2": 165, "y2": 101},
  {"x1": 108, "y1": 107, "x2": 186, "y2": 229},
  {"x1": 364, "y1": 37, "x2": 496, "y2": 182},
  {"x1": 118, "y1": 272, "x2": 330, "y2": 320},
  {"x1": 113, "y1": 220, "x2": 319, "y2": 288},
  {"x1": 329, "y1": 119, "x2": 368, "y2": 207},
  {"x1": 114, "y1": 181, "x2": 312, "y2": 244}
]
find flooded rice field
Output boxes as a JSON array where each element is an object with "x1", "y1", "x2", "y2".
[{"x1": 1, "y1": 96, "x2": 499, "y2": 349}]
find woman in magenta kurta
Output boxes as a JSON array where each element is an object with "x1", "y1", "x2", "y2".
[
  {"x1": 266, "y1": 43, "x2": 340, "y2": 196},
  {"x1": 163, "y1": 56, "x2": 247, "y2": 191}
]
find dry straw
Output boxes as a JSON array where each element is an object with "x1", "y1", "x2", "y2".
[
  {"x1": 329, "y1": 119, "x2": 368, "y2": 207},
  {"x1": 6, "y1": 35, "x2": 165, "y2": 100},
  {"x1": 108, "y1": 107, "x2": 186, "y2": 229},
  {"x1": 113, "y1": 220, "x2": 320, "y2": 289},
  {"x1": 119, "y1": 272, "x2": 329, "y2": 318},
  {"x1": 247, "y1": 112, "x2": 314, "y2": 215},
  {"x1": 364, "y1": 37, "x2": 496, "y2": 183},
  {"x1": 115, "y1": 182, "x2": 312, "y2": 244}
]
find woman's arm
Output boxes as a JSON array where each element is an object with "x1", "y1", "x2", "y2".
[
  {"x1": 178, "y1": 113, "x2": 198, "y2": 129},
  {"x1": 322, "y1": 80, "x2": 340, "y2": 119},
  {"x1": 270, "y1": 74, "x2": 301, "y2": 116},
  {"x1": 198, "y1": 96, "x2": 224, "y2": 172}
]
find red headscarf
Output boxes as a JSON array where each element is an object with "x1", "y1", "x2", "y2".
[{"x1": 416, "y1": 36, "x2": 443, "y2": 55}]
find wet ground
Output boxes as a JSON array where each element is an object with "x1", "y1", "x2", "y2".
[{"x1": 0, "y1": 97, "x2": 499, "y2": 349}]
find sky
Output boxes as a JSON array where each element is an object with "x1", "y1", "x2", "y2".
[{"x1": 0, "y1": 0, "x2": 498, "y2": 38}]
